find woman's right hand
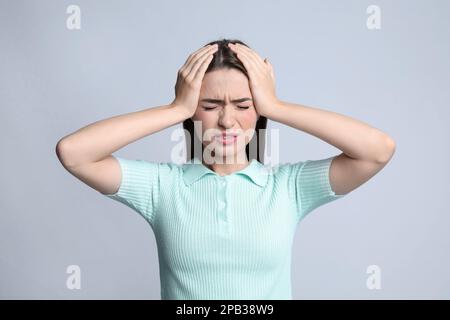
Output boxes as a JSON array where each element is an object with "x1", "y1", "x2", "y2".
[{"x1": 171, "y1": 43, "x2": 219, "y2": 119}]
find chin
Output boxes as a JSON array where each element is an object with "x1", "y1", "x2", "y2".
[{"x1": 205, "y1": 143, "x2": 246, "y2": 161}]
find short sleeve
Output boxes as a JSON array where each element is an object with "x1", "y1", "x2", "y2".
[
  {"x1": 291, "y1": 155, "x2": 346, "y2": 222},
  {"x1": 102, "y1": 155, "x2": 160, "y2": 225}
]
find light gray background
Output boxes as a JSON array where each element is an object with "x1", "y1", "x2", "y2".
[{"x1": 1, "y1": 0, "x2": 449, "y2": 299}]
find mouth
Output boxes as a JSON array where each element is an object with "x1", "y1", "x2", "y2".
[{"x1": 214, "y1": 134, "x2": 238, "y2": 145}]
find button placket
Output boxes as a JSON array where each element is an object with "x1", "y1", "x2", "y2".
[{"x1": 217, "y1": 177, "x2": 228, "y2": 223}]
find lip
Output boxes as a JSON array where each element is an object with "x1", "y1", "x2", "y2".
[{"x1": 215, "y1": 134, "x2": 238, "y2": 145}]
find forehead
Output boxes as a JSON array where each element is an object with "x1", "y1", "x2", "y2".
[{"x1": 200, "y1": 69, "x2": 251, "y2": 98}]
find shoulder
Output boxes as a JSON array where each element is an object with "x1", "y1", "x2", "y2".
[
  {"x1": 117, "y1": 158, "x2": 184, "y2": 180},
  {"x1": 150, "y1": 161, "x2": 184, "y2": 180},
  {"x1": 264, "y1": 160, "x2": 306, "y2": 178}
]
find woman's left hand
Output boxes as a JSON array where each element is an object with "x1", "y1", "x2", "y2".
[{"x1": 228, "y1": 43, "x2": 280, "y2": 118}]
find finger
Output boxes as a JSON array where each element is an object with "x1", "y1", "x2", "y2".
[
  {"x1": 193, "y1": 52, "x2": 215, "y2": 81},
  {"x1": 186, "y1": 44, "x2": 216, "y2": 64},
  {"x1": 184, "y1": 45, "x2": 218, "y2": 77},
  {"x1": 265, "y1": 58, "x2": 275, "y2": 79},
  {"x1": 229, "y1": 44, "x2": 265, "y2": 74},
  {"x1": 188, "y1": 49, "x2": 216, "y2": 82},
  {"x1": 231, "y1": 43, "x2": 266, "y2": 66},
  {"x1": 181, "y1": 44, "x2": 217, "y2": 74},
  {"x1": 232, "y1": 46, "x2": 264, "y2": 75},
  {"x1": 181, "y1": 45, "x2": 211, "y2": 69},
  {"x1": 183, "y1": 44, "x2": 217, "y2": 74}
]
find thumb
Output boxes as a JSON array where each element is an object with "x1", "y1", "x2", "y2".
[{"x1": 265, "y1": 58, "x2": 275, "y2": 79}]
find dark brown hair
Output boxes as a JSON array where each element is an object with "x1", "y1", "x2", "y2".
[{"x1": 182, "y1": 39, "x2": 268, "y2": 163}]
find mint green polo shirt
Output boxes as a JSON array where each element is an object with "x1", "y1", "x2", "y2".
[{"x1": 103, "y1": 155, "x2": 346, "y2": 300}]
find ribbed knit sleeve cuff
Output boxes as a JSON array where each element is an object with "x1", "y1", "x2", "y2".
[
  {"x1": 103, "y1": 155, "x2": 159, "y2": 225},
  {"x1": 297, "y1": 156, "x2": 346, "y2": 221}
]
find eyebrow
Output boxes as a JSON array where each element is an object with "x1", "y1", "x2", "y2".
[{"x1": 200, "y1": 98, "x2": 253, "y2": 105}]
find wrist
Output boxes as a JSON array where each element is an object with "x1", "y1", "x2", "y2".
[
  {"x1": 260, "y1": 100, "x2": 283, "y2": 120},
  {"x1": 170, "y1": 103, "x2": 193, "y2": 120}
]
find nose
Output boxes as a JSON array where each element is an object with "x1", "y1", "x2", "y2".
[{"x1": 218, "y1": 105, "x2": 236, "y2": 129}]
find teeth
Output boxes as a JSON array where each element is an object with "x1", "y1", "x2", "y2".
[{"x1": 216, "y1": 135, "x2": 236, "y2": 141}]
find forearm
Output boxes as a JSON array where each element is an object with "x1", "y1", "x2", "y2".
[
  {"x1": 56, "y1": 103, "x2": 188, "y2": 167},
  {"x1": 267, "y1": 100, "x2": 396, "y2": 163}
]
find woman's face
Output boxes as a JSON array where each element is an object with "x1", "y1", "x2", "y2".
[{"x1": 191, "y1": 68, "x2": 259, "y2": 162}]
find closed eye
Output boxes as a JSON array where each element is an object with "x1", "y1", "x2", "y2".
[{"x1": 203, "y1": 106, "x2": 250, "y2": 111}]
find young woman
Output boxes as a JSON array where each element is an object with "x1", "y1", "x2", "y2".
[{"x1": 56, "y1": 39, "x2": 396, "y2": 300}]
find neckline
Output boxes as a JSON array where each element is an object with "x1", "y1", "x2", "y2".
[{"x1": 190, "y1": 157, "x2": 258, "y2": 177}]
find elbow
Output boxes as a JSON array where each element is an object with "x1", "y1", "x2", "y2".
[
  {"x1": 55, "y1": 139, "x2": 74, "y2": 168},
  {"x1": 375, "y1": 135, "x2": 396, "y2": 164}
]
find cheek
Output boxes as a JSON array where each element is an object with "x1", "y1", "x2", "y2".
[
  {"x1": 237, "y1": 111, "x2": 258, "y2": 145},
  {"x1": 192, "y1": 111, "x2": 215, "y2": 140},
  {"x1": 239, "y1": 110, "x2": 258, "y2": 129},
  {"x1": 192, "y1": 109, "x2": 210, "y2": 125}
]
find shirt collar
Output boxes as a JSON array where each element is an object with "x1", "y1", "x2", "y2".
[{"x1": 182, "y1": 157, "x2": 269, "y2": 187}]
